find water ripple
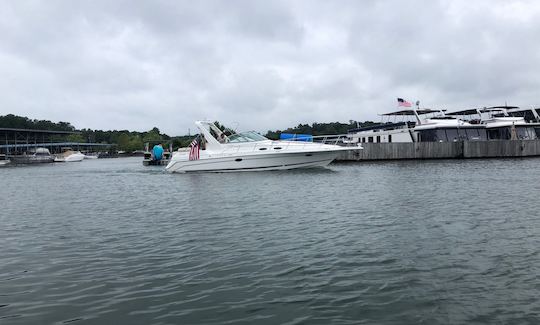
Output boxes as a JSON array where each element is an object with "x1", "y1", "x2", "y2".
[{"x1": 1, "y1": 158, "x2": 540, "y2": 324}]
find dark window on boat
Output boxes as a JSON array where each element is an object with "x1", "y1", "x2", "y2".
[
  {"x1": 437, "y1": 130, "x2": 447, "y2": 142},
  {"x1": 418, "y1": 130, "x2": 436, "y2": 142},
  {"x1": 535, "y1": 109, "x2": 540, "y2": 121},
  {"x1": 388, "y1": 134, "x2": 392, "y2": 143},
  {"x1": 259, "y1": 148, "x2": 267, "y2": 150},
  {"x1": 516, "y1": 127, "x2": 535, "y2": 140},
  {"x1": 376, "y1": 136, "x2": 381, "y2": 143},
  {"x1": 528, "y1": 127, "x2": 538, "y2": 139},
  {"x1": 368, "y1": 137, "x2": 374, "y2": 143},
  {"x1": 465, "y1": 128, "x2": 486, "y2": 141},
  {"x1": 487, "y1": 127, "x2": 511, "y2": 140},
  {"x1": 458, "y1": 128, "x2": 468, "y2": 141},
  {"x1": 362, "y1": 137, "x2": 366, "y2": 143},
  {"x1": 525, "y1": 111, "x2": 536, "y2": 122},
  {"x1": 534, "y1": 127, "x2": 540, "y2": 138},
  {"x1": 273, "y1": 147, "x2": 282, "y2": 150},
  {"x1": 445, "y1": 129, "x2": 459, "y2": 142}
]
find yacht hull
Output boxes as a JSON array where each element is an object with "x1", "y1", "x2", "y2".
[{"x1": 166, "y1": 150, "x2": 339, "y2": 173}]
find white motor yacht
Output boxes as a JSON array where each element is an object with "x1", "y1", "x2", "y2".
[
  {"x1": 166, "y1": 121, "x2": 361, "y2": 173},
  {"x1": 54, "y1": 149, "x2": 85, "y2": 162}
]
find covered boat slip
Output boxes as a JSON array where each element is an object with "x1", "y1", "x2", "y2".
[
  {"x1": 337, "y1": 140, "x2": 540, "y2": 161},
  {"x1": 0, "y1": 128, "x2": 113, "y2": 160}
]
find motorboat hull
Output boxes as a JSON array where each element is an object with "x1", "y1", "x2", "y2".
[
  {"x1": 166, "y1": 150, "x2": 340, "y2": 173},
  {"x1": 55, "y1": 152, "x2": 85, "y2": 162}
]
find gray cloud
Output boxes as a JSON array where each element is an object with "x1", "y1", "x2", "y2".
[{"x1": 1, "y1": 0, "x2": 540, "y2": 134}]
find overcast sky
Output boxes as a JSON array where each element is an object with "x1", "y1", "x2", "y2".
[{"x1": 1, "y1": 1, "x2": 540, "y2": 135}]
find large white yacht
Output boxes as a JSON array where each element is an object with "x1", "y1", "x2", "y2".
[
  {"x1": 166, "y1": 121, "x2": 361, "y2": 173},
  {"x1": 445, "y1": 106, "x2": 540, "y2": 140},
  {"x1": 348, "y1": 108, "x2": 471, "y2": 143},
  {"x1": 349, "y1": 106, "x2": 540, "y2": 143}
]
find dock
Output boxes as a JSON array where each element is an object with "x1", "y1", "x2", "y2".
[{"x1": 337, "y1": 140, "x2": 540, "y2": 161}]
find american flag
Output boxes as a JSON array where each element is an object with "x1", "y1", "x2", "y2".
[
  {"x1": 189, "y1": 136, "x2": 200, "y2": 161},
  {"x1": 397, "y1": 98, "x2": 412, "y2": 107}
]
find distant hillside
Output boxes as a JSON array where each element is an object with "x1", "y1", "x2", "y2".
[{"x1": 0, "y1": 114, "x2": 76, "y2": 131}]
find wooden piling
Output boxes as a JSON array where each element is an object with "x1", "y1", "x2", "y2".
[{"x1": 337, "y1": 140, "x2": 540, "y2": 161}]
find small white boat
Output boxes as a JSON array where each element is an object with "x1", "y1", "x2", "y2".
[
  {"x1": 84, "y1": 154, "x2": 99, "y2": 159},
  {"x1": 55, "y1": 150, "x2": 85, "y2": 162},
  {"x1": 0, "y1": 154, "x2": 10, "y2": 166},
  {"x1": 166, "y1": 121, "x2": 362, "y2": 173}
]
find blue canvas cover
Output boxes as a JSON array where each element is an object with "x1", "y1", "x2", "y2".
[
  {"x1": 152, "y1": 145, "x2": 164, "y2": 160},
  {"x1": 279, "y1": 133, "x2": 313, "y2": 142}
]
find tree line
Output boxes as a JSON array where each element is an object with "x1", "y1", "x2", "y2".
[
  {"x1": 264, "y1": 120, "x2": 378, "y2": 139},
  {"x1": 0, "y1": 114, "x2": 378, "y2": 151}
]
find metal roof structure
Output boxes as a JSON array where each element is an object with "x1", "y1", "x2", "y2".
[
  {"x1": 0, "y1": 127, "x2": 78, "y2": 134},
  {"x1": 0, "y1": 127, "x2": 113, "y2": 154},
  {"x1": 0, "y1": 142, "x2": 113, "y2": 149}
]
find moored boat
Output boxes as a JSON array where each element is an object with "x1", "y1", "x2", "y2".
[
  {"x1": 166, "y1": 121, "x2": 361, "y2": 173},
  {"x1": 0, "y1": 154, "x2": 10, "y2": 166},
  {"x1": 10, "y1": 147, "x2": 54, "y2": 164},
  {"x1": 54, "y1": 149, "x2": 85, "y2": 162}
]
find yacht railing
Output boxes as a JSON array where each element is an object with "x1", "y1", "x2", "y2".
[{"x1": 219, "y1": 134, "x2": 356, "y2": 154}]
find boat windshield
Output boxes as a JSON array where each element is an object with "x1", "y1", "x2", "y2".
[{"x1": 227, "y1": 131, "x2": 268, "y2": 143}]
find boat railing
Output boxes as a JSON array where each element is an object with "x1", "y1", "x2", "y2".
[
  {"x1": 218, "y1": 134, "x2": 356, "y2": 154},
  {"x1": 281, "y1": 134, "x2": 354, "y2": 146}
]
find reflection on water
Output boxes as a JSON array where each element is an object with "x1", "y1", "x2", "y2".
[{"x1": 1, "y1": 157, "x2": 540, "y2": 324}]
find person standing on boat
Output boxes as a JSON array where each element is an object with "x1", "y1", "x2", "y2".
[
  {"x1": 218, "y1": 131, "x2": 230, "y2": 143},
  {"x1": 152, "y1": 144, "x2": 164, "y2": 161}
]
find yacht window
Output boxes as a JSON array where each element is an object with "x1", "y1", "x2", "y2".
[
  {"x1": 436, "y1": 130, "x2": 447, "y2": 142},
  {"x1": 376, "y1": 136, "x2": 381, "y2": 143},
  {"x1": 458, "y1": 128, "x2": 468, "y2": 141},
  {"x1": 534, "y1": 127, "x2": 540, "y2": 138},
  {"x1": 465, "y1": 128, "x2": 484, "y2": 141},
  {"x1": 227, "y1": 131, "x2": 268, "y2": 143},
  {"x1": 388, "y1": 134, "x2": 392, "y2": 143},
  {"x1": 528, "y1": 127, "x2": 538, "y2": 139},
  {"x1": 487, "y1": 127, "x2": 511, "y2": 140},
  {"x1": 445, "y1": 129, "x2": 459, "y2": 142},
  {"x1": 368, "y1": 137, "x2": 374, "y2": 143},
  {"x1": 516, "y1": 127, "x2": 534, "y2": 140},
  {"x1": 418, "y1": 130, "x2": 436, "y2": 142},
  {"x1": 524, "y1": 111, "x2": 535, "y2": 122}
]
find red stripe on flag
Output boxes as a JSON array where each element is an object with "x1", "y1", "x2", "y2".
[{"x1": 189, "y1": 138, "x2": 200, "y2": 160}]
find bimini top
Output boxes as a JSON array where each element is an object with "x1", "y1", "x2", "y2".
[{"x1": 380, "y1": 109, "x2": 443, "y2": 116}]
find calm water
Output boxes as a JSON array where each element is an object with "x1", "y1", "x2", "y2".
[{"x1": 1, "y1": 157, "x2": 540, "y2": 324}]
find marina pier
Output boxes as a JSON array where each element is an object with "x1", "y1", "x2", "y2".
[{"x1": 337, "y1": 139, "x2": 540, "y2": 161}]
